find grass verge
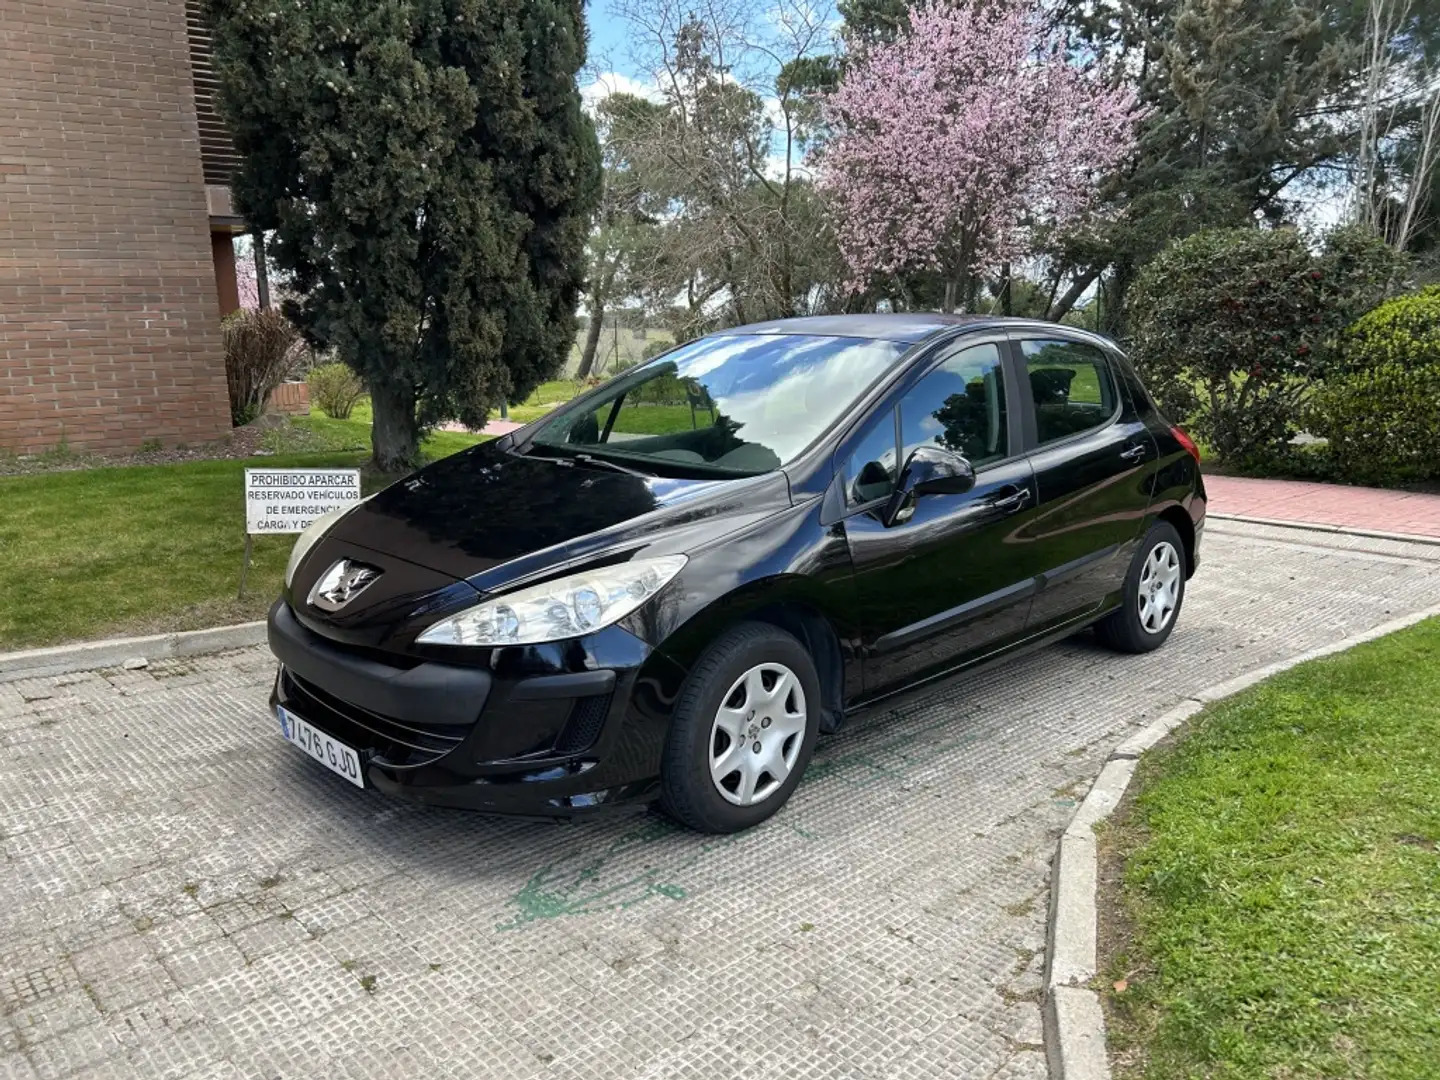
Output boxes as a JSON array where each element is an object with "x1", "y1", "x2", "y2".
[
  {"x1": 260, "y1": 404, "x2": 482, "y2": 460},
  {"x1": 0, "y1": 416, "x2": 484, "y2": 650},
  {"x1": 1099, "y1": 618, "x2": 1440, "y2": 1080}
]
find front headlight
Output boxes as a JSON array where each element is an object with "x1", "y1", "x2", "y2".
[
  {"x1": 284, "y1": 500, "x2": 367, "y2": 588},
  {"x1": 416, "y1": 555, "x2": 687, "y2": 647}
]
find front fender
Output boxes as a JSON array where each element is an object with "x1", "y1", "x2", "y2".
[{"x1": 619, "y1": 497, "x2": 861, "y2": 698}]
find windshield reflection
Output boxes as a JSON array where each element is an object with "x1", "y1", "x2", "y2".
[{"x1": 534, "y1": 334, "x2": 907, "y2": 475}]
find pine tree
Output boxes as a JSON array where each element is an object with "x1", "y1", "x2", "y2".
[
  {"x1": 836, "y1": 0, "x2": 911, "y2": 44},
  {"x1": 207, "y1": 0, "x2": 600, "y2": 470},
  {"x1": 1045, "y1": 0, "x2": 1440, "y2": 330}
]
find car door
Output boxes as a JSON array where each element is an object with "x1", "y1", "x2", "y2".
[
  {"x1": 1011, "y1": 333, "x2": 1157, "y2": 634},
  {"x1": 838, "y1": 338, "x2": 1042, "y2": 699}
]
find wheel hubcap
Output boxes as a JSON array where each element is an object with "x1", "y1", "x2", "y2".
[
  {"x1": 1137, "y1": 540, "x2": 1181, "y2": 635},
  {"x1": 709, "y1": 662, "x2": 806, "y2": 807}
]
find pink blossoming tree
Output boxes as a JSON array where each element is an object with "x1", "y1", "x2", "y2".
[
  {"x1": 819, "y1": 0, "x2": 1141, "y2": 311},
  {"x1": 236, "y1": 253, "x2": 260, "y2": 311}
]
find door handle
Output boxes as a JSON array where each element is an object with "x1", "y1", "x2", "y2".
[
  {"x1": 1119, "y1": 443, "x2": 1147, "y2": 462},
  {"x1": 989, "y1": 486, "x2": 1032, "y2": 513}
]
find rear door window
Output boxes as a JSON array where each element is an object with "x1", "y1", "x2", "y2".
[{"x1": 1019, "y1": 339, "x2": 1118, "y2": 446}]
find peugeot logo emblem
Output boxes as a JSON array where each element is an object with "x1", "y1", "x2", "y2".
[{"x1": 308, "y1": 559, "x2": 382, "y2": 613}]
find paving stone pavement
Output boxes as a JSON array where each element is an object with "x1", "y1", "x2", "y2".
[{"x1": 3, "y1": 520, "x2": 1440, "y2": 1080}]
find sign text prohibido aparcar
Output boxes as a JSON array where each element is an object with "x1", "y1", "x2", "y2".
[{"x1": 239, "y1": 468, "x2": 362, "y2": 597}]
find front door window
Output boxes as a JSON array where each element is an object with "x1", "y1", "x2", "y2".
[
  {"x1": 898, "y1": 342, "x2": 1008, "y2": 467},
  {"x1": 845, "y1": 342, "x2": 1009, "y2": 508}
]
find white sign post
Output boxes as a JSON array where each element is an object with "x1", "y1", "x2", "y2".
[{"x1": 239, "y1": 468, "x2": 362, "y2": 597}]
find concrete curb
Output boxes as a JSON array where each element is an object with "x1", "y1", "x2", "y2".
[
  {"x1": 1042, "y1": 600, "x2": 1440, "y2": 1079},
  {"x1": 0, "y1": 621, "x2": 267, "y2": 683},
  {"x1": 1208, "y1": 512, "x2": 1440, "y2": 548}
]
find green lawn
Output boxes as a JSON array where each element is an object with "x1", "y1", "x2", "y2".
[
  {"x1": 525, "y1": 379, "x2": 584, "y2": 406},
  {"x1": 264, "y1": 400, "x2": 481, "y2": 460},
  {"x1": 0, "y1": 415, "x2": 485, "y2": 649},
  {"x1": 507, "y1": 401, "x2": 566, "y2": 425},
  {"x1": 1027, "y1": 361, "x2": 1104, "y2": 404},
  {"x1": 1102, "y1": 619, "x2": 1440, "y2": 1080},
  {"x1": 611, "y1": 403, "x2": 703, "y2": 436},
  {"x1": 506, "y1": 379, "x2": 586, "y2": 424}
]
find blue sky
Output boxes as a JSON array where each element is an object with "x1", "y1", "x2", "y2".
[
  {"x1": 586, "y1": 5, "x2": 635, "y2": 70},
  {"x1": 581, "y1": 0, "x2": 841, "y2": 100},
  {"x1": 578, "y1": 0, "x2": 841, "y2": 181}
]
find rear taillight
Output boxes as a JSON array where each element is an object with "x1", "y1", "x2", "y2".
[{"x1": 1171, "y1": 426, "x2": 1200, "y2": 464}]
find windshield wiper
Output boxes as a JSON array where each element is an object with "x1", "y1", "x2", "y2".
[
  {"x1": 573, "y1": 453, "x2": 654, "y2": 479},
  {"x1": 522, "y1": 443, "x2": 654, "y2": 478},
  {"x1": 519, "y1": 447, "x2": 576, "y2": 467}
]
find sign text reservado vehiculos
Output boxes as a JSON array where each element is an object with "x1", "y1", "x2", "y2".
[{"x1": 243, "y1": 469, "x2": 362, "y2": 534}]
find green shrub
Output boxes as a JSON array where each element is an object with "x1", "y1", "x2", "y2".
[
  {"x1": 1129, "y1": 225, "x2": 1402, "y2": 466},
  {"x1": 223, "y1": 308, "x2": 306, "y2": 426},
  {"x1": 308, "y1": 363, "x2": 366, "y2": 420},
  {"x1": 1338, "y1": 284, "x2": 1440, "y2": 372},
  {"x1": 1303, "y1": 287, "x2": 1440, "y2": 486},
  {"x1": 1305, "y1": 365, "x2": 1440, "y2": 487},
  {"x1": 631, "y1": 371, "x2": 689, "y2": 406}
]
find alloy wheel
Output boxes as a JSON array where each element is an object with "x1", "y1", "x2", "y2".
[
  {"x1": 708, "y1": 662, "x2": 807, "y2": 806},
  {"x1": 1137, "y1": 540, "x2": 1181, "y2": 634}
]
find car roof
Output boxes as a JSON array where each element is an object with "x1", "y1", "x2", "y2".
[
  {"x1": 724, "y1": 313, "x2": 987, "y2": 344},
  {"x1": 720, "y1": 313, "x2": 1124, "y2": 348}
]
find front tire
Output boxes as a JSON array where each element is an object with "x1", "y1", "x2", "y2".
[
  {"x1": 1095, "y1": 521, "x2": 1186, "y2": 654},
  {"x1": 660, "y1": 622, "x2": 821, "y2": 833}
]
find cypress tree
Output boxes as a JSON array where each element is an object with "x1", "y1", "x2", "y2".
[{"x1": 207, "y1": 0, "x2": 601, "y2": 470}]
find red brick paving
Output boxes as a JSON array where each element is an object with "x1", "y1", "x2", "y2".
[{"x1": 1205, "y1": 474, "x2": 1440, "y2": 539}]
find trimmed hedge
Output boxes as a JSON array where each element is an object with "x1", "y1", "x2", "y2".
[
  {"x1": 1305, "y1": 365, "x2": 1440, "y2": 486},
  {"x1": 1340, "y1": 284, "x2": 1440, "y2": 372},
  {"x1": 1305, "y1": 286, "x2": 1440, "y2": 487}
]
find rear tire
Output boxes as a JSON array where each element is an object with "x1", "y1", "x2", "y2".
[
  {"x1": 660, "y1": 622, "x2": 821, "y2": 833},
  {"x1": 1095, "y1": 521, "x2": 1186, "y2": 654}
]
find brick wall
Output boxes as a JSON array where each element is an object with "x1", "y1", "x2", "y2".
[
  {"x1": 266, "y1": 381, "x2": 310, "y2": 415},
  {"x1": 0, "y1": 0, "x2": 233, "y2": 456}
]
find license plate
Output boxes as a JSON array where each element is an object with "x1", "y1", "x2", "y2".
[{"x1": 276, "y1": 705, "x2": 365, "y2": 788}]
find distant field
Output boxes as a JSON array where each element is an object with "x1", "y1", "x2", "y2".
[
  {"x1": 498, "y1": 326, "x2": 675, "y2": 424},
  {"x1": 564, "y1": 324, "x2": 673, "y2": 378}
]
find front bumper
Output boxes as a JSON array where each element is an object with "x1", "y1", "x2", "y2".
[{"x1": 266, "y1": 600, "x2": 683, "y2": 816}]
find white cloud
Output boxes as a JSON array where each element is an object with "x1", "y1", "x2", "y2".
[
  {"x1": 762, "y1": 94, "x2": 787, "y2": 131},
  {"x1": 581, "y1": 71, "x2": 662, "y2": 114},
  {"x1": 1295, "y1": 181, "x2": 1351, "y2": 233},
  {"x1": 760, "y1": 96, "x2": 812, "y2": 181}
]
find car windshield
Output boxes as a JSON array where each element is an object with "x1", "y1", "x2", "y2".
[{"x1": 531, "y1": 334, "x2": 907, "y2": 475}]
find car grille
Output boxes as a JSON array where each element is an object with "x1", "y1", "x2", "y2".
[{"x1": 281, "y1": 668, "x2": 471, "y2": 765}]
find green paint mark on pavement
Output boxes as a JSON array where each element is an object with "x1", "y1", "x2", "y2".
[
  {"x1": 499, "y1": 700, "x2": 986, "y2": 930},
  {"x1": 498, "y1": 818, "x2": 729, "y2": 930}
]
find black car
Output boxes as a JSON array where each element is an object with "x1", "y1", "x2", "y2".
[{"x1": 267, "y1": 315, "x2": 1204, "y2": 832}]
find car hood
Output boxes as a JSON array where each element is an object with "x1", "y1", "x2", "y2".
[{"x1": 322, "y1": 438, "x2": 792, "y2": 589}]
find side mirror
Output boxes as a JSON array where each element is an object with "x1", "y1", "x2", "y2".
[
  {"x1": 903, "y1": 445, "x2": 976, "y2": 497},
  {"x1": 883, "y1": 446, "x2": 975, "y2": 525}
]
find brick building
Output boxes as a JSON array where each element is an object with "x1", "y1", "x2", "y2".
[{"x1": 0, "y1": 0, "x2": 245, "y2": 456}]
